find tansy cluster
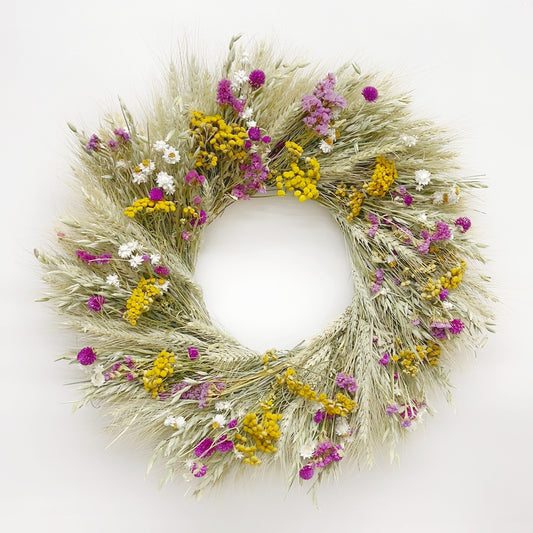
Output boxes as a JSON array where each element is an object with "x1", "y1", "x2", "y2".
[
  {"x1": 393, "y1": 342, "x2": 441, "y2": 376},
  {"x1": 421, "y1": 261, "x2": 467, "y2": 300},
  {"x1": 124, "y1": 197, "x2": 176, "y2": 218},
  {"x1": 280, "y1": 368, "x2": 356, "y2": 417},
  {"x1": 143, "y1": 350, "x2": 175, "y2": 398},
  {"x1": 123, "y1": 277, "x2": 163, "y2": 326},
  {"x1": 363, "y1": 156, "x2": 398, "y2": 197},
  {"x1": 189, "y1": 111, "x2": 248, "y2": 169},
  {"x1": 336, "y1": 183, "x2": 366, "y2": 221}
]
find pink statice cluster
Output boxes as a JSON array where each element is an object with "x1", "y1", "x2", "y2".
[
  {"x1": 299, "y1": 441, "x2": 343, "y2": 480},
  {"x1": 194, "y1": 435, "x2": 234, "y2": 459},
  {"x1": 217, "y1": 78, "x2": 246, "y2": 114},
  {"x1": 233, "y1": 153, "x2": 269, "y2": 199},
  {"x1": 301, "y1": 73, "x2": 346, "y2": 135},
  {"x1": 367, "y1": 212, "x2": 379, "y2": 237},
  {"x1": 76, "y1": 250, "x2": 112, "y2": 265},
  {"x1": 172, "y1": 380, "x2": 226, "y2": 408},
  {"x1": 371, "y1": 268, "x2": 384, "y2": 293},
  {"x1": 104, "y1": 356, "x2": 136, "y2": 382},
  {"x1": 335, "y1": 372, "x2": 358, "y2": 393},
  {"x1": 418, "y1": 221, "x2": 452, "y2": 254},
  {"x1": 430, "y1": 319, "x2": 465, "y2": 339}
]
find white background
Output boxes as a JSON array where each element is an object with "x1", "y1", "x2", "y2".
[{"x1": 2, "y1": 1, "x2": 532, "y2": 531}]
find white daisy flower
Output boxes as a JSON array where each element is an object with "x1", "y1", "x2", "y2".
[
  {"x1": 241, "y1": 106, "x2": 253, "y2": 120},
  {"x1": 163, "y1": 146, "x2": 180, "y2": 165},
  {"x1": 319, "y1": 139, "x2": 333, "y2": 153},
  {"x1": 212, "y1": 414, "x2": 226, "y2": 428},
  {"x1": 129, "y1": 253, "x2": 144, "y2": 269},
  {"x1": 150, "y1": 253, "x2": 161, "y2": 266},
  {"x1": 335, "y1": 418, "x2": 350, "y2": 437},
  {"x1": 153, "y1": 140, "x2": 168, "y2": 152},
  {"x1": 215, "y1": 401, "x2": 232, "y2": 411},
  {"x1": 105, "y1": 274, "x2": 120, "y2": 288},
  {"x1": 414, "y1": 169, "x2": 431, "y2": 190},
  {"x1": 400, "y1": 134, "x2": 418, "y2": 147},
  {"x1": 164, "y1": 415, "x2": 186, "y2": 430},
  {"x1": 155, "y1": 171, "x2": 175, "y2": 195},
  {"x1": 299, "y1": 442, "x2": 315, "y2": 459},
  {"x1": 91, "y1": 364, "x2": 105, "y2": 387},
  {"x1": 158, "y1": 281, "x2": 170, "y2": 292},
  {"x1": 118, "y1": 240, "x2": 139, "y2": 258}
]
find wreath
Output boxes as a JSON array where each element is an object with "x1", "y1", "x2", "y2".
[{"x1": 37, "y1": 37, "x2": 494, "y2": 494}]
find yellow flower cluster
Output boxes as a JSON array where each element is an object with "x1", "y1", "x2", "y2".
[
  {"x1": 143, "y1": 350, "x2": 175, "y2": 398},
  {"x1": 275, "y1": 157, "x2": 320, "y2": 201},
  {"x1": 124, "y1": 198, "x2": 176, "y2": 218},
  {"x1": 363, "y1": 156, "x2": 397, "y2": 197},
  {"x1": 123, "y1": 277, "x2": 164, "y2": 326},
  {"x1": 393, "y1": 341, "x2": 441, "y2": 376},
  {"x1": 421, "y1": 261, "x2": 466, "y2": 299},
  {"x1": 189, "y1": 111, "x2": 248, "y2": 169},
  {"x1": 280, "y1": 368, "x2": 356, "y2": 417},
  {"x1": 235, "y1": 400, "x2": 283, "y2": 465},
  {"x1": 285, "y1": 141, "x2": 303, "y2": 158},
  {"x1": 335, "y1": 183, "x2": 365, "y2": 220}
]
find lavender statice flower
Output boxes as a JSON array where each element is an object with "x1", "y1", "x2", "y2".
[
  {"x1": 113, "y1": 128, "x2": 131, "y2": 143},
  {"x1": 85, "y1": 134, "x2": 100, "y2": 151},
  {"x1": 371, "y1": 268, "x2": 384, "y2": 293},
  {"x1": 216, "y1": 78, "x2": 245, "y2": 114},
  {"x1": 335, "y1": 372, "x2": 358, "y2": 393}
]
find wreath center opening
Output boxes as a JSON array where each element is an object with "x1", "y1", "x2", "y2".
[{"x1": 194, "y1": 195, "x2": 354, "y2": 352}]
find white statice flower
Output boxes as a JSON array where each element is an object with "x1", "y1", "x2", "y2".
[
  {"x1": 163, "y1": 146, "x2": 180, "y2": 165},
  {"x1": 150, "y1": 253, "x2": 161, "y2": 266},
  {"x1": 129, "y1": 253, "x2": 144, "y2": 269},
  {"x1": 335, "y1": 418, "x2": 351, "y2": 437},
  {"x1": 164, "y1": 415, "x2": 186, "y2": 430},
  {"x1": 105, "y1": 274, "x2": 120, "y2": 288},
  {"x1": 400, "y1": 134, "x2": 418, "y2": 147},
  {"x1": 153, "y1": 140, "x2": 168, "y2": 152},
  {"x1": 215, "y1": 401, "x2": 232, "y2": 412},
  {"x1": 212, "y1": 414, "x2": 226, "y2": 428},
  {"x1": 299, "y1": 442, "x2": 316, "y2": 459},
  {"x1": 118, "y1": 240, "x2": 139, "y2": 258},
  {"x1": 414, "y1": 169, "x2": 432, "y2": 191},
  {"x1": 319, "y1": 139, "x2": 333, "y2": 153},
  {"x1": 156, "y1": 171, "x2": 175, "y2": 195},
  {"x1": 241, "y1": 106, "x2": 253, "y2": 120},
  {"x1": 233, "y1": 69, "x2": 248, "y2": 87},
  {"x1": 91, "y1": 364, "x2": 105, "y2": 387},
  {"x1": 246, "y1": 120, "x2": 257, "y2": 128}
]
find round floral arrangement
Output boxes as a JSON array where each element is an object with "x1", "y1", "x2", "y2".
[{"x1": 37, "y1": 38, "x2": 493, "y2": 494}]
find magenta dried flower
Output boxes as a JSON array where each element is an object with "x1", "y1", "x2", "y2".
[
  {"x1": 108, "y1": 139, "x2": 119, "y2": 150},
  {"x1": 216, "y1": 78, "x2": 246, "y2": 113},
  {"x1": 313, "y1": 410, "x2": 326, "y2": 423},
  {"x1": 188, "y1": 346, "x2": 199, "y2": 360},
  {"x1": 262, "y1": 135, "x2": 271, "y2": 143},
  {"x1": 335, "y1": 372, "x2": 358, "y2": 393},
  {"x1": 194, "y1": 437, "x2": 215, "y2": 458},
  {"x1": 149, "y1": 188, "x2": 164, "y2": 202},
  {"x1": 228, "y1": 419, "x2": 238, "y2": 429},
  {"x1": 185, "y1": 170, "x2": 206, "y2": 186},
  {"x1": 76, "y1": 250, "x2": 112, "y2": 265},
  {"x1": 455, "y1": 217, "x2": 471, "y2": 233},
  {"x1": 385, "y1": 405, "x2": 398, "y2": 416},
  {"x1": 215, "y1": 436, "x2": 234, "y2": 452},
  {"x1": 249, "y1": 69, "x2": 265, "y2": 88},
  {"x1": 77, "y1": 347, "x2": 96, "y2": 366},
  {"x1": 299, "y1": 464, "x2": 314, "y2": 480},
  {"x1": 362, "y1": 86, "x2": 378, "y2": 102},
  {"x1": 367, "y1": 212, "x2": 379, "y2": 238},
  {"x1": 113, "y1": 128, "x2": 130, "y2": 143},
  {"x1": 247, "y1": 126, "x2": 261, "y2": 141},
  {"x1": 87, "y1": 295, "x2": 105, "y2": 312},
  {"x1": 154, "y1": 265, "x2": 169, "y2": 276},
  {"x1": 379, "y1": 353, "x2": 390, "y2": 366},
  {"x1": 191, "y1": 463, "x2": 207, "y2": 477},
  {"x1": 181, "y1": 231, "x2": 190, "y2": 241},
  {"x1": 449, "y1": 318, "x2": 464, "y2": 335},
  {"x1": 85, "y1": 134, "x2": 100, "y2": 151},
  {"x1": 439, "y1": 288, "x2": 448, "y2": 300}
]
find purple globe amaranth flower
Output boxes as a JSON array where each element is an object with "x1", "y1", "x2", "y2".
[
  {"x1": 249, "y1": 69, "x2": 266, "y2": 88},
  {"x1": 455, "y1": 217, "x2": 471, "y2": 233},
  {"x1": 403, "y1": 194, "x2": 413, "y2": 206},
  {"x1": 185, "y1": 169, "x2": 206, "y2": 186},
  {"x1": 215, "y1": 436, "x2": 234, "y2": 452},
  {"x1": 313, "y1": 410, "x2": 326, "y2": 423},
  {"x1": 247, "y1": 126, "x2": 261, "y2": 141},
  {"x1": 379, "y1": 353, "x2": 390, "y2": 366},
  {"x1": 87, "y1": 295, "x2": 105, "y2": 312},
  {"x1": 149, "y1": 188, "x2": 164, "y2": 202},
  {"x1": 262, "y1": 135, "x2": 271, "y2": 143},
  {"x1": 228, "y1": 419, "x2": 238, "y2": 429},
  {"x1": 77, "y1": 347, "x2": 97, "y2": 366},
  {"x1": 188, "y1": 346, "x2": 199, "y2": 360},
  {"x1": 193, "y1": 196, "x2": 202, "y2": 205},
  {"x1": 439, "y1": 288, "x2": 449, "y2": 300},
  {"x1": 191, "y1": 463, "x2": 207, "y2": 477},
  {"x1": 362, "y1": 86, "x2": 379, "y2": 102},
  {"x1": 154, "y1": 265, "x2": 169, "y2": 276},
  {"x1": 76, "y1": 250, "x2": 112, "y2": 265},
  {"x1": 190, "y1": 210, "x2": 207, "y2": 227},
  {"x1": 85, "y1": 134, "x2": 100, "y2": 151},
  {"x1": 194, "y1": 437, "x2": 215, "y2": 458},
  {"x1": 299, "y1": 464, "x2": 314, "y2": 480},
  {"x1": 449, "y1": 319, "x2": 465, "y2": 335},
  {"x1": 113, "y1": 128, "x2": 130, "y2": 143}
]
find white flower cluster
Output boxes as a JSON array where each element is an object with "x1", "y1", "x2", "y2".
[
  {"x1": 153, "y1": 140, "x2": 180, "y2": 165},
  {"x1": 414, "y1": 169, "x2": 432, "y2": 190},
  {"x1": 132, "y1": 159, "x2": 155, "y2": 184},
  {"x1": 164, "y1": 415, "x2": 186, "y2": 430}
]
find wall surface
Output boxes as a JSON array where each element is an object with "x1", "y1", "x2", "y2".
[{"x1": 2, "y1": 1, "x2": 532, "y2": 531}]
